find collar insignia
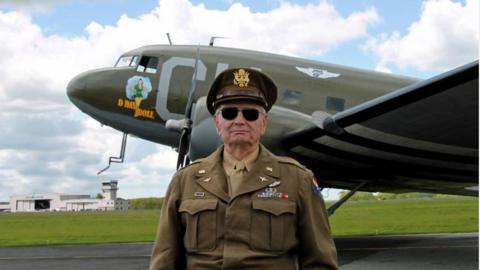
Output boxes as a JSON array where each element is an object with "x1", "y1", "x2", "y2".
[{"x1": 233, "y1": 68, "x2": 250, "y2": 88}]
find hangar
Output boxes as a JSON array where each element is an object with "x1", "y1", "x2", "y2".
[{"x1": 7, "y1": 180, "x2": 128, "y2": 212}]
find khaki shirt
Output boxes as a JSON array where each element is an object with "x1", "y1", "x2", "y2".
[
  {"x1": 149, "y1": 145, "x2": 338, "y2": 270},
  {"x1": 222, "y1": 146, "x2": 259, "y2": 175},
  {"x1": 223, "y1": 146, "x2": 259, "y2": 196}
]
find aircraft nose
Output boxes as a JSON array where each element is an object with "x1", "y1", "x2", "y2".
[{"x1": 66, "y1": 73, "x2": 87, "y2": 102}]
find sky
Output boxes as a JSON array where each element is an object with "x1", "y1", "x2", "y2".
[{"x1": 0, "y1": 0, "x2": 477, "y2": 202}]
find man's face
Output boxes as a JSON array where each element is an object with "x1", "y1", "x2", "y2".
[{"x1": 214, "y1": 102, "x2": 267, "y2": 147}]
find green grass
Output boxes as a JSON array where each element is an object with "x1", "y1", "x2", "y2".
[
  {"x1": 0, "y1": 210, "x2": 160, "y2": 246},
  {"x1": 0, "y1": 198, "x2": 477, "y2": 246},
  {"x1": 329, "y1": 197, "x2": 478, "y2": 236}
]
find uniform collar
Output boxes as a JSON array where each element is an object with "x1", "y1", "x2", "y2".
[
  {"x1": 223, "y1": 145, "x2": 259, "y2": 175},
  {"x1": 194, "y1": 144, "x2": 280, "y2": 202}
]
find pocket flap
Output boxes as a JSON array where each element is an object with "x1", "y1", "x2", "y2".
[
  {"x1": 252, "y1": 200, "x2": 296, "y2": 216},
  {"x1": 179, "y1": 199, "x2": 218, "y2": 215}
]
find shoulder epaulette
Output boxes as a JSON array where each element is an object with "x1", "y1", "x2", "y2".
[
  {"x1": 275, "y1": 155, "x2": 307, "y2": 171},
  {"x1": 176, "y1": 157, "x2": 205, "y2": 172}
]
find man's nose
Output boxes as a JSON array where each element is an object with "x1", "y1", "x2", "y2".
[{"x1": 233, "y1": 111, "x2": 247, "y2": 123}]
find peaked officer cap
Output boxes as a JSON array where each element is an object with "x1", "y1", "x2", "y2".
[{"x1": 207, "y1": 68, "x2": 278, "y2": 115}]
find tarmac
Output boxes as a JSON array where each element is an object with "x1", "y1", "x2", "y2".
[{"x1": 0, "y1": 233, "x2": 477, "y2": 269}]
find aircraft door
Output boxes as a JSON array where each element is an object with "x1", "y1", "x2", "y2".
[{"x1": 156, "y1": 57, "x2": 207, "y2": 121}]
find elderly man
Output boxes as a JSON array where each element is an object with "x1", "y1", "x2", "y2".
[{"x1": 149, "y1": 68, "x2": 338, "y2": 270}]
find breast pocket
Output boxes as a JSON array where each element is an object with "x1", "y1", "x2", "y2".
[
  {"x1": 179, "y1": 199, "x2": 218, "y2": 251},
  {"x1": 250, "y1": 199, "x2": 297, "y2": 252}
]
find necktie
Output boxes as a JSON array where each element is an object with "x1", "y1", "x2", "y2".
[{"x1": 229, "y1": 161, "x2": 246, "y2": 197}]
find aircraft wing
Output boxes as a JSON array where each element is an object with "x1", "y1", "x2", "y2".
[{"x1": 282, "y1": 61, "x2": 478, "y2": 196}]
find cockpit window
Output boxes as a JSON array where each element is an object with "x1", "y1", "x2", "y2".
[
  {"x1": 137, "y1": 56, "x2": 158, "y2": 74},
  {"x1": 131, "y1": 55, "x2": 139, "y2": 67},
  {"x1": 116, "y1": 56, "x2": 133, "y2": 67}
]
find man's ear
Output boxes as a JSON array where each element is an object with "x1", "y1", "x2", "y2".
[
  {"x1": 214, "y1": 114, "x2": 221, "y2": 134},
  {"x1": 260, "y1": 114, "x2": 268, "y2": 135}
]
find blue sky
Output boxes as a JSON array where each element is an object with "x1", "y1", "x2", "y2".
[{"x1": 0, "y1": 0, "x2": 477, "y2": 201}]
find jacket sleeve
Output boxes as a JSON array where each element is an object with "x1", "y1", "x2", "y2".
[
  {"x1": 149, "y1": 172, "x2": 186, "y2": 270},
  {"x1": 297, "y1": 169, "x2": 339, "y2": 270}
]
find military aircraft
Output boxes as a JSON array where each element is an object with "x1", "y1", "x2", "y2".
[{"x1": 67, "y1": 44, "x2": 478, "y2": 208}]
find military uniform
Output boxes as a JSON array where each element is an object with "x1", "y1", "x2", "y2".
[{"x1": 149, "y1": 145, "x2": 338, "y2": 270}]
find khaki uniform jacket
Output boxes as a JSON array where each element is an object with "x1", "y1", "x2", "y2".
[{"x1": 149, "y1": 145, "x2": 338, "y2": 270}]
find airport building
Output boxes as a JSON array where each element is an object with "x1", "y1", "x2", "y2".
[
  {"x1": 5, "y1": 180, "x2": 128, "y2": 212},
  {"x1": 0, "y1": 202, "x2": 9, "y2": 212}
]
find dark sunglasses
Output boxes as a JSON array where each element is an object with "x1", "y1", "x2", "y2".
[{"x1": 220, "y1": 107, "x2": 262, "y2": 121}]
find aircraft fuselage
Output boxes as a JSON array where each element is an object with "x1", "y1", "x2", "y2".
[{"x1": 67, "y1": 45, "x2": 416, "y2": 149}]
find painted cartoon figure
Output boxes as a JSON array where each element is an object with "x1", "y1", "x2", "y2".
[
  {"x1": 125, "y1": 76, "x2": 152, "y2": 117},
  {"x1": 134, "y1": 78, "x2": 144, "y2": 110}
]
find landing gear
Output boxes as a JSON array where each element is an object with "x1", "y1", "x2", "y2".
[{"x1": 97, "y1": 133, "x2": 128, "y2": 175}]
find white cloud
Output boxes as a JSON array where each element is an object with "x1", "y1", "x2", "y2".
[
  {"x1": 0, "y1": 0, "x2": 381, "y2": 201},
  {"x1": 367, "y1": 0, "x2": 479, "y2": 72},
  {"x1": 0, "y1": 0, "x2": 64, "y2": 13}
]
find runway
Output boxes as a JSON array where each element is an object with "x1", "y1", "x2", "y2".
[{"x1": 0, "y1": 233, "x2": 477, "y2": 269}]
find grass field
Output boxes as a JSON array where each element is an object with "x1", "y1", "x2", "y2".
[
  {"x1": 0, "y1": 197, "x2": 477, "y2": 247},
  {"x1": 329, "y1": 198, "x2": 478, "y2": 236}
]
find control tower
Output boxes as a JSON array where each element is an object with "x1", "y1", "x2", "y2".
[{"x1": 101, "y1": 180, "x2": 118, "y2": 200}]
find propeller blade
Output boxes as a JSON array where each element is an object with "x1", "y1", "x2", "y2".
[
  {"x1": 175, "y1": 46, "x2": 200, "y2": 170},
  {"x1": 176, "y1": 127, "x2": 190, "y2": 170}
]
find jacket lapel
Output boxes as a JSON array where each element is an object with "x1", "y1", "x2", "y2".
[{"x1": 195, "y1": 147, "x2": 230, "y2": 203}]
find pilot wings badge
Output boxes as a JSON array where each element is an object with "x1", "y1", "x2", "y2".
[
  {"x1": 296, "y1": 67, "x2": 340, "y2": 79},
  {"x1": 233, "y1": 68, "x2": 250, "y2": 87}
]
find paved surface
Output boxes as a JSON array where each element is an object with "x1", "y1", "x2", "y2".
[{"x1": 0, "y1": 233, "x2": 477, "y2": 269}]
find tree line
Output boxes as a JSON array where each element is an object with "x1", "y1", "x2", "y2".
[
  {"x1": 338, "y1": 191, "x2": 464, "y2": 201},
  {"x1": 127, "y1": 192, "x2": 463, "y2": 209},
  {"x1": 129, "y1": 197, "x2": 164, "y2": 210}
]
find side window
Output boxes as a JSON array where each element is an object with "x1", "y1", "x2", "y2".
[
  {"x1": 137, "y1": 56, "x2": 159, "y2": 74},
  {"x1": 281, "y1": 90, "x2": 303, "y2": 105},
  {"x1": 115, "y1": 56, "x2": 133, "y2": 67},
  {"x1": 326, "y1": 96, "x2": 345, "y2": 112},
  {"x1": 130, "y1": 55, "x2": 139, "y2": 67},
  {"x1": 115, "y1": 55, "x2": 140, "y2": 68}
]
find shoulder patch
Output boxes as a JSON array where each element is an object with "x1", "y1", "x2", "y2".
[{"x1": 311, "y1": 176, "x2": 323, "y2": 195}]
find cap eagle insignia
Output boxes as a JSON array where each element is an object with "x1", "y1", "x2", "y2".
[{"x1": 233, "y1": 68, "x2": 250, "y2": 88}]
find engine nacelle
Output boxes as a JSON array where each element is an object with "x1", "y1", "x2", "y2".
[{"x1": 189, "y1": 97, "x2": 222, "y2": 161}]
